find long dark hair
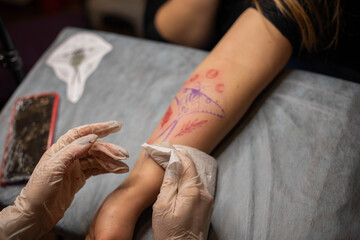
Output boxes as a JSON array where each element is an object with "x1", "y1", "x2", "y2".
[{"x1": 254, "y1": 0, "x2": 341, "y2": 52}]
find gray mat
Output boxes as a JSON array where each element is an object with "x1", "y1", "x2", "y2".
[{"x1": 0, "y1": 27, "x2": 359, "y2": 239}]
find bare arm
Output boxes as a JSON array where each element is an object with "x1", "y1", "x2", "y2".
[
  {"x1": 87, "y1": 8, "x2": 292, "y2": 240},
  {"x1": 155, "y1": 0, "x2": 219, "y2": 48}
]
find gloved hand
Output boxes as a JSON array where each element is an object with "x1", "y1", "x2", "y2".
[
  {"x1": 0, "y1": 121, "x2": 129, "y2": 240},
  {"x1": 148, "y1": 144, "x2": 214, "y2": 240}
]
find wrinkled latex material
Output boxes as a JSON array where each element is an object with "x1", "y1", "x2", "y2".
[
  {"x1": 0, "y1": 121, "x2": 129, "y2": 240},
  {"x1": 143, "y1": 143, "x2": 215, "y2": 240}
]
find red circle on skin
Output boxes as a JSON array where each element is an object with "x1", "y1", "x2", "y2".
[
  {"x1": 161, "y1": 106, "x2": 172, "y2": 127},
  {"x1": 189, "y1": 74, "x2": 199, "y2": 82},
  {"x1": 215, "y1": 83, "x2": 224, "y2": 93},
  {"x1": 206, "y1": 69, "x2": 218, "y2": 79}
]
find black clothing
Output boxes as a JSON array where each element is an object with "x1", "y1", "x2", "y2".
[{"x1": 144, "y1": 0, "x2": 360, "y2": 82}]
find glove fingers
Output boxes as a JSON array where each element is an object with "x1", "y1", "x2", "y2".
[
  {"x1": 154, "y1": 160, "x2": 181, "y2": 211},
  {"x1": 174, "y1": 177, "x2": 213, "y2": 234},
  {"x1": 154, "y1": 149, "x2": 196, "y2": 210},
  {"x1": 153, "y1": 182, "x2": 178, "y2": 213},
  {"x1": 81, "y1": 155, "x2": 129, "y2": 174},
  {"x1": 177, "y1": 176, "x2": 212, "y2": 209},
  {"x1": 94, "y1": 153, "x2": 129, "y2": 173},
  {"x1": 176, "y1": 150, "x2": 199, "y2": 185},
  {"x1": 90, "y1": 141, "x2": 129, "y2": 160},
  {"x1": 177, "y1": 152, "x2": 214, "y2": 210},
  {"x1": 50, "y1": 121, "x2": 122, "y2": 154},
  {"x1": 80, "y1": 156, "x2": 101, "y2": 170},
  {"x1": 83, "y1": 168, "x2": 111, "y2": 179},
  {"x1": 174, "y1": 151, "x2": 213, "y2": 216},
  {"x1": 52, "y1": 134, "x2": 98, "y2": 172},
  {"x1": 80, "y1": 140, "x2": 130, "y2": 176}
]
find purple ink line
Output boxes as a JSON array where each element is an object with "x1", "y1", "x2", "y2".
[{"x1": 156, "y1": 85, "x2": 225, "y2": 141}]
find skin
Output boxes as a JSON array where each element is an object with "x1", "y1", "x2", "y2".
[
  {"x1": 154, "y1": 0, "x2": 220, "y2": 48},
  {"x1": 87, "y1": 6, "x2": 292, "y2": 240}
]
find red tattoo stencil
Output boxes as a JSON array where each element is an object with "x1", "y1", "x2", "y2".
[
  {"x1": 206, "y1": 69, "x2": 218, "y2": 79},
  {"x1": 188, "y1": 74, "x2": 199, "y2": 82},
  {"x1": 147, "y1": 136, "x2": 153, "y2": 144},
  {"x1": 161, "y1": 106, "x2": 173, "y2": 128},
  {"x1": 175, "y1": 119, "x2": 208, "y2": 137},
  {"x1": 215, "y1": 83, "x2": 224, "y2": 93}
]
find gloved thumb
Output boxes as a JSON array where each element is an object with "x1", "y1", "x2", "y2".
[
  {"x1": 165, "y1": 155, "x2": 182, "y2": 186},
  {"x1": 153, "y1": 149, "x2": 183, "y2": 207},
  {"x1": 53, "y1": 134, "x2": 98, "y2": 171}
]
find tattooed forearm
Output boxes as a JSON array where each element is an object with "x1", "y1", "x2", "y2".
[{"x1": 154, "y1": 69, "x2": 225, "y2": 141}]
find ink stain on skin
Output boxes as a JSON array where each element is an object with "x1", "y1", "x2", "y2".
[
  {"x1": 156, "y1": 83, "x2": 225, "y2": 141},
  {"x1": 206, "y1": 69, "x2": 219, "y2": 79},
  {"x1": 161, "y1": 106, "x2": 173, "y2": 128},
  {"x1": 215, "y1": 83, "x2": 224, "y2": 93},
  {"x1": 175, "y1": 119, "x2": 208, "y2": 137},
  {"x1": 147, "y1": 137, "x2": 153, "y2": 144},
  {"x1": 189, "y1": 74, "x2": 199, "y2": 82}
]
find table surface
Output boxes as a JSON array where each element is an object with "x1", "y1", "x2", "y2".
[{"x1": 1, "y1": 27, "x2": 360, "y2": 239}]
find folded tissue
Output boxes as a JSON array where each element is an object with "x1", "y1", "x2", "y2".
[{"x1": 46, "y1": 32, "x2": 112, "y2": 103}]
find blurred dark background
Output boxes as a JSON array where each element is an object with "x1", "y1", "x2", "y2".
[
  {"x1": 0, "y1": 0, "x2": 144, "y2": 110},
  {"x1": 1, "y1": 0, "x2": 358, "y2": 111}
]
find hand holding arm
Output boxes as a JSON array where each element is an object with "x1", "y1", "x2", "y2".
[
  {"x1": 0, "y1": 121, "x2": 129, "y2": 240},
  {"x1": 88, "y1": 8, "x2": 292, "y2": 240},
  {"x1": 149, "y1": 143, "x2": 214, "y2": 240}
]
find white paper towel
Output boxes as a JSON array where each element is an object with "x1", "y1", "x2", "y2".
[
  {"x1": 142, "y1": 142, "x2": 217, "y2": 197},
  {"x1": 46, "y1": 32, "x2": 113, "y2": 103}
]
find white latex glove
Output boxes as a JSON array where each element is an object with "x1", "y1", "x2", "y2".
[
  {"x1": 0, "y1": 121, "x2": 129, "y2": 240},
  {"x1": 149, "y1": 144, "x2": 214, "y2": 240}
]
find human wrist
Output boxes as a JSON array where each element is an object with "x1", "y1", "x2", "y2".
[
  {"x1": 116, "y1": 169, "x2": 163, "y2": 211},
  {"x1": 112, "y1": 184, "x2": 150, "y2": 219}
]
